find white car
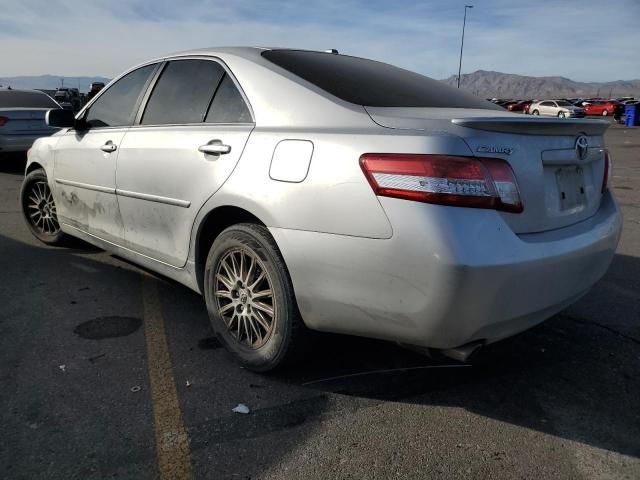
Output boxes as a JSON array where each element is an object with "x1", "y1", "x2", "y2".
[{"x1": 529, "y1": 100, "x2": 585, "y2": 118}]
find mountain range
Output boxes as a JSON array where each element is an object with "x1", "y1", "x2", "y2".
[
  {"x1": 0, "y1": 75, "x2": 111, "y2": 92},
  {"x1": 2, "y1": 71, "x2": 639, "y2": 99},
  {"x1": 441, "y1": 70, "x2": 640, "y2": 99}
]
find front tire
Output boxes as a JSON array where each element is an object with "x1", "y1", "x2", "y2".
[
  {"x1": 20, "y1": 168, "x2": 67, "y2": 245},
  {"x1": 532, "y1": 109, "x2": 540, "y2": 115},
  {"x1": 602, "y1": 110, "x2": 609, "y2": 116},
  {"x1": 203, "y1": 223, "x2": 308, "y2": 372}
]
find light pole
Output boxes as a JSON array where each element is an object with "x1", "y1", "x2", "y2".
[{"x1": 457, "y1": 5, "x2": 473, "y2": 88}]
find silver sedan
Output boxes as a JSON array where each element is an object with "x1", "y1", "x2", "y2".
[
  {"x1": 0, "y1": 89, "x2": 61, "y2": 153},
  {"x1": 529, "y1": 99, "x2": 585, "y2": 118},
  {"x1": 22, "y1": 48, "x2": 621, "y2": 371}
]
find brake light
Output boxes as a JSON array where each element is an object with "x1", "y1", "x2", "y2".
[
  {"x1": 0, "y1": 116, "x2": 8, "y2": 127},
  {"x1": 360, "y1": 154, "x2": 523, "y2": 213},
  {"x1": 602, "y1": 150, "x2": 612, "y2": 193}
]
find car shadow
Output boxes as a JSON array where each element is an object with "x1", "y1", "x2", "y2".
[
  {"x1": 2, "y1": 226, "x2": 638, "y2": 477},
  {"x1": 277, "y1": 252, "x2": 640, "y2": 459}
]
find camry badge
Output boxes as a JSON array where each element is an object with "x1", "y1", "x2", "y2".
[
  {"x1": 575, "y1": 135, "x2": 589, "y2": 160},
  {"x1": 477, "y1": 145, "x2": 513, "y2": 155}
]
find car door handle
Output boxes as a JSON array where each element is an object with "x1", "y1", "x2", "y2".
[
  {"x1": 100, "y1": 141, "x2": 117, "y2": 153},
  {"x1": 198, "y1": 142, "x2": 231, "y2": 155}
]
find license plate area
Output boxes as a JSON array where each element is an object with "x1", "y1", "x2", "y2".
[{"x1": 555, "y1": 166, "x2": 586, "y2": 211}]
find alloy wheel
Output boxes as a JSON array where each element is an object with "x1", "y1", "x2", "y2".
[
  {"x1": 25, "y1": 180, "x2": 60, "y2": 235},
  {"x1": 213, "y1": 247, "x2": 276, "y2": 349}
]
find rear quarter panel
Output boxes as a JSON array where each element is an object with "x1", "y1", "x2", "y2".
[{"x1": 188, "y1": 125, "x2": 475, "y2": 261}]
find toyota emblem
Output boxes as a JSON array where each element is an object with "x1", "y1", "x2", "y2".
[{"x1": 575, "y1": 135, "x2": 589, "y2": 160}]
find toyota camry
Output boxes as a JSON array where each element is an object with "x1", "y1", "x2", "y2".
[{"x1": 21, "y1": 47, "x2": 622, "y2": 371}]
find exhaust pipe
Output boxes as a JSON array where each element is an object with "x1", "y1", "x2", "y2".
[{"x1": 438, "y1": 341, "x2": 484, "y2": 363}]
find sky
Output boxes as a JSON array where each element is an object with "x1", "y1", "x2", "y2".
[{"x1": 1, "y1": 0, "x2": 639, "y2": 82}]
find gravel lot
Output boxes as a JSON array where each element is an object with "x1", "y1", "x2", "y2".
[{"x1": 1, "y1": 119, "x2": 639, "y2": 479}]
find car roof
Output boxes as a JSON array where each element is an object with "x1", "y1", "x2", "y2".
[
  {"x1": 0, "y1": 88, "x2": 49, "y2": 95},
  {"x1": 147, "y1": 46, "x2": 284, "y2": 63}
]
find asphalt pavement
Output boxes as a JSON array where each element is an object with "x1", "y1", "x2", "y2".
[{"x1": 1, "y1": 119, "x2": 639, "y2": 479}]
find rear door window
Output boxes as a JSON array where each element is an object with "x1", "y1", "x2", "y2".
[
  {"x1": 85, "y1": 64, "x2": 156, "y2": 128},
  {"x1": 205, "y1": 74, "x2": 252, "y2": 123},
  {"x1": 141, "y1": 59, "x2": 225, "y2": 125}
]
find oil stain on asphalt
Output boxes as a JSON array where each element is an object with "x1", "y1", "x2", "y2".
[{"x1": 74, "y1": 316, "x2": 142, "y2": 340}]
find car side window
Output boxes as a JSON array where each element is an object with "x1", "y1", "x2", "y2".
[
  {"x1": 205, "y1": 74, "x2": 252, "y2": 124},
  {"x1": 141, "y1": 60, "x2": 225, "y2": 125},
  {"x1": 85, "y1": 64, "x2": 156, "y2": 128}
]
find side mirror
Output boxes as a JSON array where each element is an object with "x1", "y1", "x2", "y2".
[{"x1": 46, "y1": 108, "x2": 76, "y2": 128}]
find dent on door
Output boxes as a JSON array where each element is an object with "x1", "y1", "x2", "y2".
[
  {"x1": 115, "y1": 125, "x2": 252, "y2": 268},
  {"x1": 53, "y1": 131, "x2": 126, "y2": 242}
]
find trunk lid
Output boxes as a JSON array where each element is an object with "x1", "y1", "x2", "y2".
[
  {"x1": 0, "y1": 108, "x2": 56, "y2": 134},
  {"x1": 365, "y1": 107, "x2": 610, "y2": 234}
]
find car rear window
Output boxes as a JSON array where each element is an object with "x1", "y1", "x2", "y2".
[
  {"x1": 0, "y1": 90, "x2": 59, "y2": 108},
  {"x1": 262, "y1": 50, "x2": 501, "y2": 110}
]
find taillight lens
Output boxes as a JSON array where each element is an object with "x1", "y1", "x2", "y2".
[
  {"x1": 602, "y1": 150, "x2": 612, "y2": 193},
  {"x1": 360, "y1": 153, "x2": 523, "y2": 213},
  {"x1": 0, "y1": 116, "x2": 8, "y2": 127}
]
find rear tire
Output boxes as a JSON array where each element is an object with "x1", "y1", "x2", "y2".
[
  {"x1": 20, "y1": 168, "x2": 68, "y2": 245},
  {"x1": 532, "y1": 110, "x2": 539, "y2": 115},
  {"x1": 558, "y1": 111, "x2": 566, "y2": 118},
  {"x1": 203, "y1": 223, "x2": 310, "y2": 372},
  {"x1": 602, "y1": 110, "x2": 609, "y2": 116}
]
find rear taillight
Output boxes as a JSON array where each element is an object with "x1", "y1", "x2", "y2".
[
  {"x1": 360, "y1": 153, "x2": 523, "y2": 213},
  {"x1": 602, "y1": 150, "x2": 612, "y2": 193},
  {"x1": 0, "y1": 116, "x2": 8, "y2": 127}
]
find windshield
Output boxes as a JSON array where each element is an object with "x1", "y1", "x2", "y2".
[
  {"x1": 0, "y1": 90, "x2": 60, "y2": 108},
  {"x1": 262, "y1": 49, "x2": 501, "y2": 110}
]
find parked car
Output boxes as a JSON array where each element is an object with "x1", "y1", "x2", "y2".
[
  {"x1": 22, "y1": 48, "x2": 621, "y2": 371},
  {"x1": 495, "y1": 99, "x2": 515, "y2": 108},
  {"x1": 507, "y1": 100, "x2": 532, "y2": 112},
  {"x1": 87, "y1": 82, "x2": 105, "y2": 102},
  {"x1": 53, "y1": 90, "x2": 73, "y2": 111},
  {"x1": 54, "y1": 88, "x2": 81, "y2": 112},
  {"x1": 0, "y1": 89, "x2": 61, "y2": 154},
  {"x1": 529, "y1": 99, "x2": 585, "y2": 117},
  {"x1": 583, "y1": 100, "x2": 625, "y2": 116}
]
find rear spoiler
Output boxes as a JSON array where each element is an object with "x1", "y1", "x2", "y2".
[{"x1": 451, "y1": 117, "x2": 610, "y2": 136}]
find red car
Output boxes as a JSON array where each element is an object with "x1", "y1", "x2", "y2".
[
  {"x1": 507, "y1": 101, "x2": 532, "y2": 112},
  {"x1": 583, "y1": 101, "x2": 624, "y2": 116}
]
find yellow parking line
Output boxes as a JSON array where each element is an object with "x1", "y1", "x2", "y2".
[{"x1": 142, "y1": 277, "x2": 193, "y2": 480}]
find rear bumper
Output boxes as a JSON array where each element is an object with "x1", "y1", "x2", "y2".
[
  {"x1": 0, "y1": 133, "x2": 53, "y2": 152},
  {"x1": 271, "y1": 191, "x2": 621, "y2": 349}
]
